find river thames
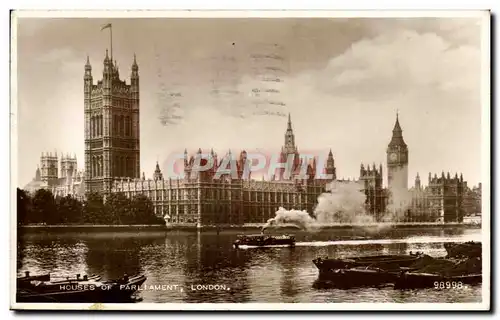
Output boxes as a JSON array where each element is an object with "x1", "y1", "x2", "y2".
[{"x1": 17, "y1": 227, "x2": 482, "y2": 303}]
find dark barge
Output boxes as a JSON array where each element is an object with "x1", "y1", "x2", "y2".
[{"x1": 313, "y1": 254, "x2": 421, "y2": 274}]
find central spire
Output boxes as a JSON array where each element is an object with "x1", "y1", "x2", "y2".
[
  {"x1": 393, "y1": 110, "x2": 402, "y2": 133},
  {"x1": 283, "y1": 113, "x2": 297, "y2": 154}
]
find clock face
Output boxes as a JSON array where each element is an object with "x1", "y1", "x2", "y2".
[{"x1": 390, "y1": 153, "x2": 398, "y2": 161}]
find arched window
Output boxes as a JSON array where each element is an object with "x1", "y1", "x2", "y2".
[
  {"x1": 99, "y1": 115, "x2": 103, "y2": 136},
  {"x1": 96, "y1": 116, "x2": 99, "y2": 137},
  {"x1": 121, "y1": 156, "x2": 126, "y2": 177},
  {"x1": 120, "y1": 115, "x2": 124, "y2": 136},
  {"x1": 116, "y1": 156, "x2": 121, "y2": 177},
  {"x1": 98, "y1": 156, "x2": 102, "y2": 177},
  {"x1": 125, "y1": 116, "x2": 130, "y2": 136},
  {"x1": 126, "y1": 157, "x2": 130, "y2": 177},
  {"x1": 119, "y1": 115, "x2": 122, "y2": 136}
]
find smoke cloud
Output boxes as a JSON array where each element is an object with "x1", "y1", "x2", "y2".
[
  {"x1": 262, "y1": 179, "x2": 415, "y2": 233},
  {"x1": 384, "y1": 166, "x2": 413, "y2": 222}
]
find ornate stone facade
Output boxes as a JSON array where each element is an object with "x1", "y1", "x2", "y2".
[
  {"x1": 24, "y1": 153, "x2": 85, "y2": 200},
  {"x1": 84, "y1": 51, "x2": 140, "y2": 193},
  {"x1": 359, "y1": 163, "x2": 386, "y2": 218},
  {"x1": 111, "y1": 116, "x2": 335, "y2": 227}
]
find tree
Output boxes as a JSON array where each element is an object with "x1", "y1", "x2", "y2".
[
  {"x1": 130, "y1": 194, "x2": 162, "y2": 224},
  {"x1": 57, "y1": 195, "x2": 83, "y2": 224},
  {"x1": 17, "y1": 188, "x2": 33, "y2": 225},
  {"x1": 105, "y1": 192, "x2": 132, "y2": 224},
  {"x1": 32, "y1": 189, "x2": 57, "y2": 224},
  {"x1": 83, "y1": 192, "x2": 106, "y2": 224}
]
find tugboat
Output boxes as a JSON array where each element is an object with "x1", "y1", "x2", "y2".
[{"x1": 233, "y1": 234, "x2": 295, "y2": 248}]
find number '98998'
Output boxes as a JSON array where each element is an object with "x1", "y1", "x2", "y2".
[{"x1": 434, "y1": 281, "x2": 463, "y2": 289}]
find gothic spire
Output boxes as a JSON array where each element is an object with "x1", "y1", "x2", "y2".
[
  {"x1": 393, "y1": 110, "x2": 402, "y2": 132},
  {"x1": 388, "y1": 112, "x2": 407, "y2": 147},
  {"x1": 283, "y1": 113, "x2": 296, "y2": 154},
  {"x1": 132, "y1": 53, "x2": 138, "y2": 71},
  {"x1": 85, "y1": 55, "x2": 91, "y2": 70}
]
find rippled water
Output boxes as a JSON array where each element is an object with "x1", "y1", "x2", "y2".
[{"x1": 17, "y1": 227, "x2": 482, "y2": 303}]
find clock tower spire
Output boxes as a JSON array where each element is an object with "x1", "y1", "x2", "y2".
[{"x1": 387, "y1": 112, "x2": 408, "y2": 190}]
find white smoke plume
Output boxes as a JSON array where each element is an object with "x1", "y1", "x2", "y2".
[
  {"x1": 383, "y1": 167, "x2": 414, "y2": 222},
  {"x1": 314, "y1": 181, "x2": 374, "y2": 225},
  {"x1": 383, "y1": 187, "x2": 413, "y2": 222},
  {"x1": 262, "y1": 180, "x2": 413, "y2": 233},
  {"x1": 262, "y1": 207, "x2": 319, "y2": 233}
]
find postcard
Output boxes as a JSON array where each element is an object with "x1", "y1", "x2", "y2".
[{"x1": 10, "y1": 10, "x2": 490, "y2": 311}]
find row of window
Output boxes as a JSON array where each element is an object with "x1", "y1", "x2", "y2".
[
  {"x1": 116, "y1": 189, "x2": 319, "y2": 201},
  {"x1": 88, "y1": 115, "x2": 134, "y2": 138},
  {"x1": 89, "y1": 156, "x2": 134, "y2": 178}
]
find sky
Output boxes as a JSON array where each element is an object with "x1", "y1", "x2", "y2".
[{"x1": 15, "y1": 16, "x2": 486, "y2": 188}]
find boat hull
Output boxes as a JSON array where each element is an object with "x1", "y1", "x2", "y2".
[
  {"x1": 314, "y1": 268, "x2": 400, "y2": 288},
  {"x1": 313, "y1": 255, "x2": 420, "y2": 274}
]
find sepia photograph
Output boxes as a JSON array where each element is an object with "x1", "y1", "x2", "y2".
[{"x1": 10, "y1": 10, "x2": 490, "y2": 311}]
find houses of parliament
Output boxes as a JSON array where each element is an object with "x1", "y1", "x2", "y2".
[{"x1": 24, "y1": 51, "x2": 482, "y2": 226}]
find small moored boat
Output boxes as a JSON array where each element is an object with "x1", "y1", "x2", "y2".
[
  {"x1": 233, "y1": 234, "x2": 295, "y2": 248},
  {"x1": 16, "y1": 273, "x2": 147, "y2": 303}
]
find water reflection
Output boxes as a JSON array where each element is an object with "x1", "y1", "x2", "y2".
[{"x1": 17, "y1": 227, "x2": 482, "y2": 303}]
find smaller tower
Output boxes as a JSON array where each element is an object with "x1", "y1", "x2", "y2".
[
  {"x1": 34, "y1": 166, "x2": 41, "y2": 181},
  {"x1": 325, "y1": 149, "x2": 336, "y2": 180},
  {"x1": 153, "y1": 161, "x2": 163, "y2": 181},
  {"x1": 40, "y1": 152, "x2": 59, "y2": 185},
  {"x1": 415, "y1": 172, "x2": 421, "y2": 189},
  {"x1": 60, "y1": 153, "x2": 78, "y2": 179}
]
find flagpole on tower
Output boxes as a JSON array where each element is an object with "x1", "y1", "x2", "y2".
[
  {"x1": 101, "y1": 23, "x2": 113, "y2": 62},
  {"x1": 110, "y1": 24, "x2": 113, "y2": 63}
]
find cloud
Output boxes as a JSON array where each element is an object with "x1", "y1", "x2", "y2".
[{"x1": 308, "y1": 28, "x2": 480, "y2": 102}]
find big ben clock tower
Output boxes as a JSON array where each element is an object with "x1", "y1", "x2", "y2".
[{"x1": 387, "y1": 113, "x2": 408, "y2": 190}]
